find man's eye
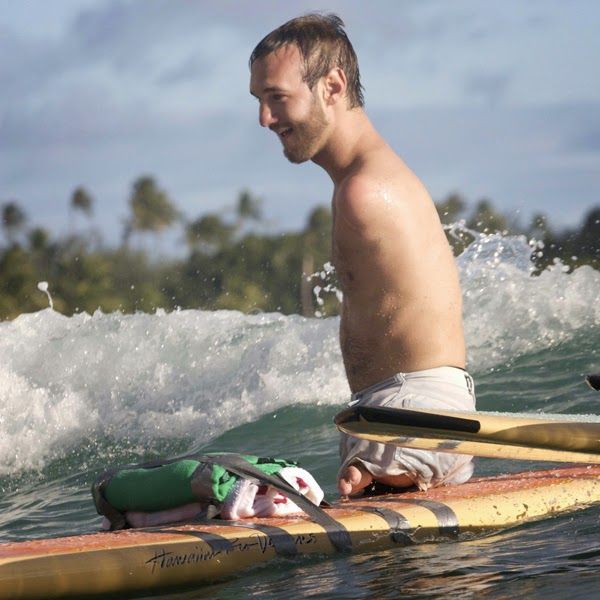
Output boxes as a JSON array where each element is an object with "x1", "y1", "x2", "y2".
[{"x1": 272, "y1": 94, "x2": 285, "y2": 101}]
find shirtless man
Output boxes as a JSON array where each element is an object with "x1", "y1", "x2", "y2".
[{"x1": 249, "y1": 14, "x2": 476, "y2": 496}]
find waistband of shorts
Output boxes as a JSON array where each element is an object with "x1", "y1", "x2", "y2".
[{"x1": 350, "y1": 366, "x2": 474, "y2": 404}]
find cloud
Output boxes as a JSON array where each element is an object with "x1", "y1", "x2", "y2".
[
  {"x1": 571, "y1": 130, "x2": 600, "y2": 152},
  {"x1": 157, "y1": 56, "x2": 211, "y2": 85},
  {"x1": 2, "y1": 0, "x2": 599, "y2": 249},
  {"x1": 464, "y1": 71, "x2": 512, "y2": 105},
  {"x1": 561, "y1": 110, "x2": 600, "y2": 154},
  {"x1": 4, "y1": 98, "x2": 599, "y2": 248},
  {"x1": 1, "y1": 1, "x2": 250, "y2": 109},
  {"x1": 372, "y1": 102, "x2": 600, "y2": 227}
]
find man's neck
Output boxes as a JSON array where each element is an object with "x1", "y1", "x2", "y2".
[{"x1": 312, "y1": 109, "x2": 382, "y2": 185}]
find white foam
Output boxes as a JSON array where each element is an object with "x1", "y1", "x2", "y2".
[
  {"x1": 459, "y1": 233, "x2": 600, "y2": 370},
  {"x1": 1, "y1": 231, "x2": 599, "y2": 475},
  {"x1": 0, "y1": 308, "x2": 347, "y2": 475}
]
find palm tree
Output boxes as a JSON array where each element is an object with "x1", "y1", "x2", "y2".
[
  {"x1": 71, "y1": 186, "x2": 93, "y2": 217},
  {"x1": 69, "y1": 186, "x2": 94, "y2": 237},
  {"x1": 28, "y1": 227, "x2": 50, "y2": 252},
  {"x1": 236, "y1": 189, "x2": 262, "y2": 224},
  {"x1": 123, "y1": 176, "x2": 178, "y2": 247},
  {"x1": 1, "y1": 201, "x2": 27, "y2": 246},
  {"x1": 186, "y1": 214, "x2": 233, "y2": 254}
]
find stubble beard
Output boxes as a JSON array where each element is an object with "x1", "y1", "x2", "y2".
[{"x1": 282, "y1": 96, "x2": 329, "y2": 164}]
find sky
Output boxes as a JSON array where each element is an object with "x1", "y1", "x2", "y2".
[{"x1": 1, "y1": 0, "x2": 599, "y2": 252}]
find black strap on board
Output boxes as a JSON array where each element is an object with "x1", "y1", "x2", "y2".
[
  {"x1": 335, "y1": 405, "x2": 481, "y2": 434},
  {"x1": 194, "y1": 454, "x2": 351, "y2": 552}
]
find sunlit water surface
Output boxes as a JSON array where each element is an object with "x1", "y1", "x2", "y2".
[{"x1": 1, "y1": 232, "x2": 599, "y2": 598}]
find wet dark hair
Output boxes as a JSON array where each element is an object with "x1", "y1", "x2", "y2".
[{"x1": 249, "y1": 13, "x2": 365, "y2": 108}]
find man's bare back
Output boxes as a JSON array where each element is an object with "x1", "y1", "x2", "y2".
[{"x1": 250, "y1": 14, "x2": 473, "y2": 497}]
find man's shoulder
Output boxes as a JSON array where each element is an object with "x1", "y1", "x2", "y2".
[
  {"x1": 334, "y1": 174, "x2": 385, "y2": 231},
  {"x1": 336, "y1": 165, "x2": 422, "y2": 225},
  {"x1": 337, "y1": 172, "x2": 377, "y2": 203},
  {"x1": 337, "y1": 155, "x2": 397, "y2": 202}
]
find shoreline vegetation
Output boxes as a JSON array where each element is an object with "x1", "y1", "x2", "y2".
[{"x1": 1, "y1": 177, "x2": 599, "y2": 321}]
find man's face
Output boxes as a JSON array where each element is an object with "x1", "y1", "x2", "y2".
[{"x1": 250, "y1": 44, "x2": 329, "y2": 164}]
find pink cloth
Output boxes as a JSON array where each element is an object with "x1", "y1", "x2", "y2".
[
  {"x1": 101, "y1": 466, "x2": 324, "y2": 529},
  {"x1": 221, "y1": 467, "x2": 324, "y2": 519}
]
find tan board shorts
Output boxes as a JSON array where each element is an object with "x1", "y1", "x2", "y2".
[{"x1": 339, "y1": 366, "x2": 476, "y2": 491}]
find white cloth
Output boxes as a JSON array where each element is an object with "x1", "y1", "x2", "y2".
[
  {"x1": 339, "y1": 366, "x2": 476, "y2": 491},
  {"x1": 221, "y1": 467, "x2": 324, "y2": 519}
]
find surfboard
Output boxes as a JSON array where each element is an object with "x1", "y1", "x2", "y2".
[
  {"x1": 2, "y1": 464, "x2": 600, "y2": 599},
  {"x1": 335, "y1": 405, "x2": 600, "y2": 462}
]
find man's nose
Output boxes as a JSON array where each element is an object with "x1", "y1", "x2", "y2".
[{"x1": 259, "y1": 104, "x2": 277, "y2": 128}]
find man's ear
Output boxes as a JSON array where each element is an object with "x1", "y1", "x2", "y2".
[{"x1": 323, "y1": 67, "x2": 347, "y2": 106}]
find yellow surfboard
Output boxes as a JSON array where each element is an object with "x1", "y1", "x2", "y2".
[
  {"x1": 334, "y1": 405, "x2": 600, "y2": 462},
  {"x1": 2, "y1": 465, "x2": 600, "y2": 599}
]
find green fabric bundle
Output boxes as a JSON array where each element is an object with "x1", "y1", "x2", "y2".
[{"x1": 99, "y1": 454, "x2": 297, "y2": 513}]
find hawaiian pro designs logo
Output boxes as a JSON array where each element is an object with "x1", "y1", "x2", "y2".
[{"x1": 145, "y1": 533, "x2": 318, "y2": 574}]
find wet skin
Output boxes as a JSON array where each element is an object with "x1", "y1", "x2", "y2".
[{"x1": 250, "y1": 45, "x2": 466, "y2": 495}]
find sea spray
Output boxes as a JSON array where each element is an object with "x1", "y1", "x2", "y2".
[
  {"x1": 307, "y1": 261, "x2": 342, "y2": 317},
  {"x1": 1, "y1": 229, "x2": 599, "y2": 477},
  {"x1": 0, "y1": 308, "x2": 345, "y2": 476},
  {"x1": 458, "y1": 233, "x2": 600, "y2": 370},
  {"x1": 36, "y1": 281, "x2": 54, "y2": 310}
]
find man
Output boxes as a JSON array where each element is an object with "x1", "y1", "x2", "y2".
[{"x1": 249, "y1": 14, "x2": 476, "y2": 496}]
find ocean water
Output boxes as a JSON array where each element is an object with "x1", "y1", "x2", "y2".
[{"x1": 1, "y1": 232, "x2": 600, "y2": 599}]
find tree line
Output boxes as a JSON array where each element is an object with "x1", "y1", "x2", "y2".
[{"x1": 1, "y1": 177, "x2": 598, "y2": 321}]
